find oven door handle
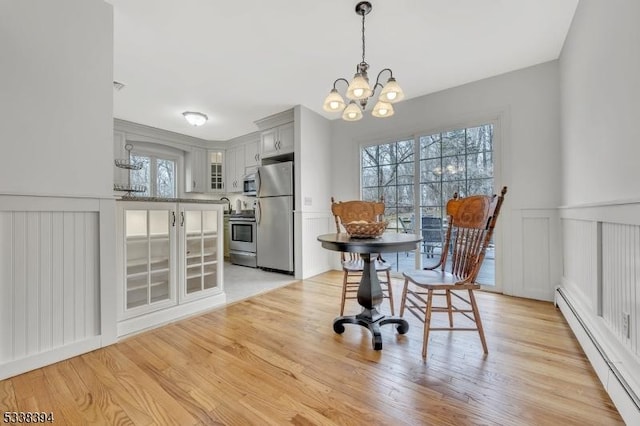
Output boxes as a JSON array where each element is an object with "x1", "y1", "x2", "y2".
[{"x1": 255, "y1": 201, "x2": 261, "y2": 225}]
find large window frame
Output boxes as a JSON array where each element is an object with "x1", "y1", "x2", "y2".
[{"x1": 360, "y1": 118, "x2": 502, "y2": 291}]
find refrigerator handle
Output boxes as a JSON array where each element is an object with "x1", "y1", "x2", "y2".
[{"x1": 256, "y1": 201, "x2": 261, "y2": 224}]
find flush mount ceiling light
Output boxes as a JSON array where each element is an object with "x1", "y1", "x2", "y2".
[
  {"x1": 323, "y1": 1, "x2": 405, "y2": 121},
  {"x1": 182, "y1": 111, "x2": 208, "y2": 126}
]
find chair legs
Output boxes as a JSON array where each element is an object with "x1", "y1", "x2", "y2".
[{"x1": 400, "y1": 278, "x2": 488, "y2": 358}]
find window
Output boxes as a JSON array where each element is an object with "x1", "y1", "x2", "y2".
[
  {"x1": 360, "y1": 123, "x2": 495, "y2": 285},
  {"x1": 130, "y1": 153, "x2": 177, "y2": 198}
]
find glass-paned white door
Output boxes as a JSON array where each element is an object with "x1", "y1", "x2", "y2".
[{"x1": 360, "y1": 123, "x2": 496, "y2": 286}]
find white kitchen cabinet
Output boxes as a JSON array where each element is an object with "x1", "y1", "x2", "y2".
[
  {"x1": 208, "y1": 150, "x2": 225, "y2": 192},
  {"x1": 179, "y1": 203, "x2": 223, "y2": 302},
  {"x1": 116, "y1": 201, "x2": 225, "y2": 336},
  {"x1": 260, "y1": 121, "x2": 294, "y2": 158},
  {"x1": 225, "y1": 144, "x2": 245, "y2": 193},
  {"x1": 244, "y1": 138, "x2": 261, "y2": 169},
  {"x1": 118, "y1": 202, "x2": 177, "y2": 319},
  {"x1": 185, "y1": 147, "x2": 207, "y2": 193}
]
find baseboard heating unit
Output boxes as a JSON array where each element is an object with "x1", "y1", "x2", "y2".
[{"x1": 555, "y1": 287, "x2": 639, "y2": 425}]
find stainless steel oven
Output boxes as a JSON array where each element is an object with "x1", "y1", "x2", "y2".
[{"x1": 229, "y1": 214, "x2": 257, "y2": 267}]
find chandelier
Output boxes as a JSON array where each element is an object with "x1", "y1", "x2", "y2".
[{"x1": 323, "y1": 1, "x2": 405, "y2": 121}]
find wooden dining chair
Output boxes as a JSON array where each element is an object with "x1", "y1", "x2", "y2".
[
  {"x1": 400, "y1": 187, "x2": 507, "y2": 358},
  {"x1": 331, "y1": 197, "x2": 394, "y2": 315}
]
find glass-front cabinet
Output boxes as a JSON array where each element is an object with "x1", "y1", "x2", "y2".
[
  {"x1": 180, "y1": 204, "x2": 222, "y2": 301},
  {"x1": 117, "y1": 201, "x2": 224, "y2": 324},
  {"x1": 121, "y1": 203, "x2": 177, "y2": 317}
]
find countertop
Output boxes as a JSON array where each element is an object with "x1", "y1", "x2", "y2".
[{"x1": 117, "y1": 196, "x2": 228, "y2": 204}]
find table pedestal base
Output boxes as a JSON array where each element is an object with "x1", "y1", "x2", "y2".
[{"x1": 333, "y1": 308, "x2": 409, "y2": 350}]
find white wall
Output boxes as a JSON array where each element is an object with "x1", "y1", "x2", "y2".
[
  {"x1": 329, "y1": 61, "x2": 562, "y2": 299},
  {"x1": 558, "y1": 1, "x2": 640, "y2": 422},
  {"x1": 0, "y1": 0, "x2": 113, "y2": 198},
  {"x1": 560, "y1": 0, "x2": 640, "y2": 206},
  {"x1": 0, "y1": 0, "x2": 117, "y2": 379},
  {"x1": 294, "y1": 106, "x2": 334, "y2": 279}
]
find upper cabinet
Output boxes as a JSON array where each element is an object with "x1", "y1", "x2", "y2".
[
  {"x1": 185, "y1": 147, "x2": 207, "y2": 193},
  {"x1": 244, "y1": 138, "x2": 261, "y2": 169},
  {"x1": 208, "y1": 150, "x2": 224, "y2": 193},
  {"x1": 225, "y1": 144, "x2": 245, "y2": 193},
  {"x1": 254, "y1": 109, "x2": 295, "y2": 160},
  {"x1": 260, "y1": 121, "x2": 294, "y2": 159}
]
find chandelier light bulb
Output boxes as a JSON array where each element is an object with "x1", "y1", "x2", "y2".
[
  {"x1": 379, "y1": 77, "x2": 405, "y2": 103},
  {"x1": 323, "y1": 89, "x2": 346, "y2": 112},
  {"x1": 342, "y1": 101, "x2": 363, "y2": 121},
  {"x1": 346, "y1": 73, "x2": 373, "y2": 100},
  {"x1": 372, "y1": 101, "x2": 394, "y2": 118}
]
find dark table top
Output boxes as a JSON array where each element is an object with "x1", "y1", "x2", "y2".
[{"x1": 317, "y1": 232, "x2": 422, "y2": 254}]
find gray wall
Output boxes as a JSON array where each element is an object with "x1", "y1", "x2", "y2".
[
  {"x1": 0, "y1": 0, "x2": 113, "y2": 198},
  {"x1": 560, "y1": 0, "x2": 640, "y2": 206}
]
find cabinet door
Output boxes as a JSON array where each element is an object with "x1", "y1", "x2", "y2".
[
  {"x1": 179, "y1": 203, "x2": 223, "y2": 302},
  {"x1": 260, "y1": 128, "x2": 278, "y2": 158},
  {"x1": 208, "y1": 150, "x2": 225, "y2": 192},
  {"x1": 120, "y1": 203, "x2": 177, "y2": 320},
  {"x1": 234, "y1": 145, "x2": 246, "y2": 186},
  {"x1": 185, "y1": 147, "x2": 206, "y2": 193},
  {"x1": 276, "y1": 122, "x2": 294, "y2": 154},
  {"x1": 225, "y1": 145, "x2": 245, "y2": 192},
  {"x1": 244, "y1": 139, "x2": 260, "y2": 168}
]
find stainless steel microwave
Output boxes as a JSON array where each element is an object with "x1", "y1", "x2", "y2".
[{"x1": 242, "y1": 173, "x2": 256, "y2": 196}]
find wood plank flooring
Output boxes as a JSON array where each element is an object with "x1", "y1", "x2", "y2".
[{"x1": 0, "y1": 271, "x2": 624, "y2": 425}]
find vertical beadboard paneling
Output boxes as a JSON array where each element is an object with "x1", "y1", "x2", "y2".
[
  {"x1": 601, "y1": 222, "x2": 639, "y2": 356},
  {"x1": 85, "y1": 212, "x2": 100, "y2": 336},
  {"x1": 562, "y1": 218, "x2": 598, "y2": 311},
  {"x1": 51, "y1": 212, "x2": 65, "y2": 348},
  {"x1": 39, "y1": 213, "x2": 52, "y2": 350},
  {"x1": 0, "y1": 213, "x2": 14, "y2": 363},
  {"x1": 26, "y1": 212, "x2": 40, "y2": 355},
  {"x1": 0, "y1": 209, "x2": 100, "y2": 364},
  {"x1": 13, "y1": 212, "x2": 27, "y2": 359}
]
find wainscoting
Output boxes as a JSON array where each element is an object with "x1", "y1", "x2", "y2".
[
  {"x1": 559, "y1": 201, "x2": 640, "y2": 424},
  {"x1": 0, "y1": 195, "x2": 116, "y2": 380},
  {"x1": 295, "y1": 211, "x2": 334, "y2": 279}
]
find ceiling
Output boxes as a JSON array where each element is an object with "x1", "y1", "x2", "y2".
[{"x1": 107, "y1": 0, "x2": 578, "y2": 141}]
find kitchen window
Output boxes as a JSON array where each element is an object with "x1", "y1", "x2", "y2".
[{"x1": 130, "y1": 153, "x2": 177, "y2": 198}]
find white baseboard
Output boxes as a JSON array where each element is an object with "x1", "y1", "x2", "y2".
[
  {"x1": 556, "y1": 287, "x2": 640, "y2": 425},
  {"x1": 0, "y1": 336, "x2": 102, "y2": 381}
]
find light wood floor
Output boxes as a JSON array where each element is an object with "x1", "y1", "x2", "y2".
[{"x1": 0, "y1": 271, "x2": 624, "y2": 425}]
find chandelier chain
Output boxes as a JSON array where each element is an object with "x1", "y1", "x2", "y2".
[{"x1": 361, "y1": 11, "x2": 366, "y2": 64}]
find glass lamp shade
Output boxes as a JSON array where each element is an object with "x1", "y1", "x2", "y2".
[
  {"x1": 322, "y1": 89, "x2": 346, "y2": 112},
  {"x1": 371, "y1": 101, "x2": 394, "y2": 118},
  {"x1": 183, "y1": 111, "x2": 208, "y2": 126},
  {"x1": 342, "y1": 101, "x2": 363, "y2": 121},
  {"x1": 379, "y1": 77, "x2": 405, "y2": 103},
  {"x1": 346, "y1": 73, "x2": 373, "y2": 100}
]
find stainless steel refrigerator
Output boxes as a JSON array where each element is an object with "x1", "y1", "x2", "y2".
[{"x1": 256, "y1": 161, "x2": 294, "y2": 273}]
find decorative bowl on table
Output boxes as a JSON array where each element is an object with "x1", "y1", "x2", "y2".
[{"x1": 343, "y1": 220, "x2": 388, "y2": 238}]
